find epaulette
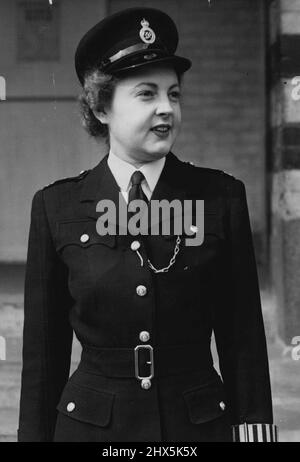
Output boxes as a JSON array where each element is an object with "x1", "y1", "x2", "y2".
[
  {"x1": 183, "y1": 161, "x2": 236, "y2": 179},
  {"x1": 200, "y1": 166, "x2": 235, "y2": 178},
  {"x1": 220, "y1": 169, "x2": 235, "y2": 178},
  {"x1": 210, "y1": 168, "x2": 235, "y2": 180},
  {"x1": 43, "y1": 169, "x2": 90, "y2": 190}
]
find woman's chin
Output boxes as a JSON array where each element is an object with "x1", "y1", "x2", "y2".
[
  {"x1": 146, "y1": 141, "x2": 173, "y2": 156},
  {"x1": 145, "y1": 149, "x2": 170, "y2": 160}
]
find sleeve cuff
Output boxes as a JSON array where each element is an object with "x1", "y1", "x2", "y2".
[{"x1": 232, "y1": 423, "x2": 278, "y2": 442}]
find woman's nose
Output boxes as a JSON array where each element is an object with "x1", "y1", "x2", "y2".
[{"x1": 155, "y1": 96, "x2": 174, "y2": 115}]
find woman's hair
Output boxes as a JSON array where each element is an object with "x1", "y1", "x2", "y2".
[
  {"x1": 79, "y1": 65, "x2": 183, "y2": 143},
  {"x1": 79, "y1": 68, "x2": 119, "y2": 143}
]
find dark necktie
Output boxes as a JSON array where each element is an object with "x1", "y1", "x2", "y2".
[
  {"x1": 128, "y1": 171, "x2": 149, "y2": 205},
  {"x1": 128, "y1": 171, "x2": 149, "y2": 236}
]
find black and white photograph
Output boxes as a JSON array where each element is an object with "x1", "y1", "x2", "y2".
[{"x1": 0, "y1": 0, "x2": 299, "y2": 444}]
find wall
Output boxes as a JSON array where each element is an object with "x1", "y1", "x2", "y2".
[
  {"x1": 269, "y1": 0, "x2": 300, "y2": 342},
  {"x1": 0, "y1": 0, "x2": 107, "y2": 261}
]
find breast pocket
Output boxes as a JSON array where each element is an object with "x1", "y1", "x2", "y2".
[
  {"x1": 55, "y1": 219, "x2": 117, "y2": 288},
  {"x1": 56, "y1": 219, "x2": 116, "y2": 253},
  {"x1": 54, "y1": 382, "x2": 115, "y2": 442},
  {"x1": 163, "y1": 213, "x2": 225, "y2": 275},
  {"x1": 202, "y1": 212, "x2": 225, "y2": 242}
]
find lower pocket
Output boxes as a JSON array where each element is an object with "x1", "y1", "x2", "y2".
[
  {"x1": 56, "y1": 382, "x2": 115, "y2": 427},
  {"x1": 183, "y1": 378, "x2": 227, "y2": 425}
]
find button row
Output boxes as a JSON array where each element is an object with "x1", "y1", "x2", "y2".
[
  {"x1": 66, "y1": 395, "x2": 224, "y2": 405},
  {"x1": 132, "y1": 241, "x2": 150, "y2": 388},
  {"x1": 80, "y1": 234, "x2": 199, "y2": 246},
  {"x1": 80, "y1": 230, "x2": 199, "y2": 247},
  {"x1": 80, "y1": 236, "x2": 142, "y2": 246}
]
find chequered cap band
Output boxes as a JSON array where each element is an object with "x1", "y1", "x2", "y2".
[{"x1": 232, "y1": 423, "x2": 278, "y2": 442}]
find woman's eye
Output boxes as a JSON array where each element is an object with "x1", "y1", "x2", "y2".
[
  {"x1": 169, "y1": 91, "x2": 181, "y2": 100},
  {"x1": 138, "y1": 90, "x2": 154, "y2": 98},
  {"x1": 136, "y1": 90, "x2": 180, "y2": 100}
]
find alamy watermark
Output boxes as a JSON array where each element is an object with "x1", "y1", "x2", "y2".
[
  {"x1": 291, "y1": 76, "x2": 300, "y2": 101},
  {"x1": 0, "y1": 336, "x2": 6, "y2": 361},
  {"x1": 96, "y1": 195, "x2": 204, "y2": 246},
  {"x1": 0, "y1": 76, "x2": 6, "y2": 101},
  {"x1": 291, "y1": 336, "x2": 300, "y2": 360}
]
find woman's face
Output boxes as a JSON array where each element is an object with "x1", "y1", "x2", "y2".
[{"x1": 97, "y1": 64, "x2": 182, "y2": 166}]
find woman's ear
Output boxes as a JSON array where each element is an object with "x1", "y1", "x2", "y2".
[{"x1": 93, "y1": 109, "x2": 108, "y2": 125}]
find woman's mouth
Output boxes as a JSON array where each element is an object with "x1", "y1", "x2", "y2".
[{"x1": 151, "y1": 124, "x2": 171, "y2": 138}]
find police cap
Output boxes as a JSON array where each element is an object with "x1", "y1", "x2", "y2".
[{"x1": 75, "y1": 7, "x2": 192, "y2": 85}]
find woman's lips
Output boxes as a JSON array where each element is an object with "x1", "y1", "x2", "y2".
[{"x1": 151, "y1": 125, "x2": 171, "y2": 138}]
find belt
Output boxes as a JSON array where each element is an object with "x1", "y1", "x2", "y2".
[{"x1": 79, "y1": 343, "x2": 213, "y2": 381}]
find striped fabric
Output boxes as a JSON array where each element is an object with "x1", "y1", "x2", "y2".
[{"x1": 232, "y1": 423, "x2": 278, "y2": 442}]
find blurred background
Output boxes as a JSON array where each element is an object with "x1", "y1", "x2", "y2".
[{"x1": 0, "y1": 0, "x2": 299, "y2": 442}]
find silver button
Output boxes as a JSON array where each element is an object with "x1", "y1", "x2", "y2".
[
  {"x1": 139, "y1": 331, "x2": 150, "y2": 342},
  {"x1": 219, "y1": 401, "x2": 226, "y2": 411},
  {"x1": 136, "y1": 285, "x2": 147, "y2": 297},
  {"x1": 80, "y1": 233, "x2": 89, "y2": 243},
  {"x1": 67, "y1": 402, "x2": 75, "y2": 412},
  {"x1": 141, "y1": 378, "x2": 151, "y2": 390},
  {"x1": 131, "y1": 240, "x2": 141, "y2": 251},
  {"x1": 190, "y1": 225, "x2": 198, "y2": 234}
]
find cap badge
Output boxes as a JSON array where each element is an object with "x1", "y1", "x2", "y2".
[{"x1": 139, "y1": 18, "x2": 156, "y2": 44}]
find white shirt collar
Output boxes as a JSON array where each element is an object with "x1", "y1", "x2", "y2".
[{"x1": 107, "y1": 150, "x2": 166, "y2": 195}]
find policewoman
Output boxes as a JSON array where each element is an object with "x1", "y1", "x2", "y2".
[{"x1": 18, "y1": 7, "x2": 278, "y2": 442}]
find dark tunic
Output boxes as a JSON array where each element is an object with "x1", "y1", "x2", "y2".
[{"x1": 18, "y1": 152, "x2": 273, "y2": 442}]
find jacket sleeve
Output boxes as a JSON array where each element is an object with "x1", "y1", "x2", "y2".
[
  {"x1": 18, "y1": 189, "x2": 74, "y2": 442},
  {"x1": 213, "y1": 178, "x2": 278, "y2": 442}
]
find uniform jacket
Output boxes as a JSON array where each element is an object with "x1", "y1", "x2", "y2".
[{"x1": 18, "y1": 152, "x2": 276, "y2": 442}]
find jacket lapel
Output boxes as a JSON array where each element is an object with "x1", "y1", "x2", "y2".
[
  {"x1": 151, "y1": 152, "x2": 186, "y2": 203},
  {"x1": 79, "y1": 152, "x2": 187, "y2": 235},
  {"x1": 79, "y1": 154, "x2": 125, "y2": 223},
  {"x1": 150, "y1": 153, "x2": 187, "y2": 239}
]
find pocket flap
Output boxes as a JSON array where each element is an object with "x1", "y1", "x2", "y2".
[
  {"x1": 56, "y1": 382, "x2": 115, "y2": 427},
  {"x1": 55, "y1": 219, "x2": 116, "y2": 251},
  {"x1": 183, "y1": 380, "x2": 227, "y2": 424},
  {"x1": 203, "y1": 213, "x2": 224, "y2": 238}
]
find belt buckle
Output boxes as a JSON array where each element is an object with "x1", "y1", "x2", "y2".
[{"x1": 134, "y1": 344, "x2": 154, "y2": 380}]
